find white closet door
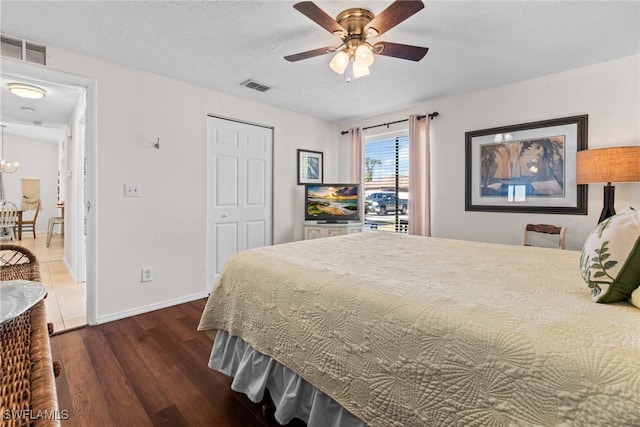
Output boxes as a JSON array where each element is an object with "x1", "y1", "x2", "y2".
[{"x1": 206, "y1": 116, "x2": 273, "y2": 289}]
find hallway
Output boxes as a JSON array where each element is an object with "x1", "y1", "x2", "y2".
[{"x1": 6, "y1": 233, "x2": 86, "y2": 333}]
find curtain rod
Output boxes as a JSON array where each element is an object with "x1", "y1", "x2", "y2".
[{"x1": 340, "y1": 111, "x2": 439, "y2": 135}]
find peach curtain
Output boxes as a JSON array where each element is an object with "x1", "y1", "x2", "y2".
[
  {"x1": 349, "y1": 127, "x2": 364, "y2": 221},
  {"x1": 408, "y1": 115, "x2": 431, "y2": 236}
]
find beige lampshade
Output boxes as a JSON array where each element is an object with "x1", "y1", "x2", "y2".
[{"x1": 576, "y1": 146, "x2": 640, "y2": 184}]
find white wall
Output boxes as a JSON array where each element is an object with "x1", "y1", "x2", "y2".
[
  {"x1": 2, "y1": 133, "x2": 59, "y2": 233},
  {"x1": 338, "y1": 55, "x2": 640, "y2": 250},
  {"x1": 39, "y1": 47, "x2": 338, "y2": 322}
]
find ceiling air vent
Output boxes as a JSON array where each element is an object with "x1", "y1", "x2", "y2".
[
  {"x1": 25, "y1": 42, "x2": 47, "y2": 65},
  {"x1": 1, "y1": 35, "x2": 22, "y2": 60},
  {"x1": 241, "y1": 79, "x2": 271, "y2": 92},
  {"x1": 1, "y1": 34, "x2": 47, "y2": 65}
]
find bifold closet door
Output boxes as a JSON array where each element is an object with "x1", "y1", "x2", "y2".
[{"x1": 206, "y1": 116, "x2": 273, "y2": 288}]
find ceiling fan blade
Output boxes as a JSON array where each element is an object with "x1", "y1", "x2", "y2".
[
  {"x1": 293, "y1": 2, "x2": 346, "y2": 36},
  {"x1": 364, "y1": 1, "x2": 424, "y2": 37},
  {"x1": 285, "y1": 46, "x2": 335, "y2": 62},
  {"x1": 373, "y1": 42, "x2": 428, "y2": 61}
]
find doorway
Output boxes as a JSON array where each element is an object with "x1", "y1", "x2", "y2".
[
  {"x1": 206, "y1": 115, "x2": 273, "y2": 289},
  {"x1": 0, "y1": 60, "x2": 96, "y2": 327}
]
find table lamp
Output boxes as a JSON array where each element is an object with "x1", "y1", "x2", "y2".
[{"x1": 576, "y1": 146, "x2": 640, "y2": 223}]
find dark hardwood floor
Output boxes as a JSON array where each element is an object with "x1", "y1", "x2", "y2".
[{"x1": 50, "y1": 299, "x2": 306, "y2": 427}]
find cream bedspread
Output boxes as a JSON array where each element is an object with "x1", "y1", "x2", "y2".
[{"x1": 198, "y1": 233, "x2": 640, "y2": 426}]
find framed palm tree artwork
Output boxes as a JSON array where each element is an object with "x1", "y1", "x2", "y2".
[{"x1": 465, "y1": 115, "x2": 588, "y2": 214}]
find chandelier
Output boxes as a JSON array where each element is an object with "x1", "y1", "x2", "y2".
[{"x1": 0, "y1": 125, "x2": 19, "y2": 174}]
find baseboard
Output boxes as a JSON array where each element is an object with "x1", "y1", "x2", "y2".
[
  {"x1": 94, "y1": 291, "x2": 210, "y2": 325},
  {"x1": 62, "y1": 256, "x2": 80, "y2": 283}
]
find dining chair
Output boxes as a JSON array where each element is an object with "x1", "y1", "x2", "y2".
[
  {"x1": 522, "y1": 223, "x2": 567, "y2": 250},
  {"x1": 20, "y1": 200, "x2": 40, "y2": 239},
  {"x1": 0, "y1": 200, "x2": 18, "y2": 241},
  {"x1": 46, "y1": 216, "x2": 64, "y2": 248}
]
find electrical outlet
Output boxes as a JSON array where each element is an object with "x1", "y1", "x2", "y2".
[
  {"x1": 141, "y1": 267, "x2": 153, "y2": 282},
  {"x1": 124, "y1": 183, "x2": 141, "y2": 197}
]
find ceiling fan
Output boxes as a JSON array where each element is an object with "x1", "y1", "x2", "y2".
[{"x1": 284, "y1": 1, "x2": 428, "y2": 79}]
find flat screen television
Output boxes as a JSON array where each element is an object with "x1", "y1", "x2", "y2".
[{"x1": 305, "y1": 184, "x2": 360, "y2": 222}]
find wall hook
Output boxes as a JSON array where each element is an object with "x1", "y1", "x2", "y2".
[{"x1": 154, "y1": 137, "x2": 160, "y2": 149}]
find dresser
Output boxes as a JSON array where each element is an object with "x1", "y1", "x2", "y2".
[{"x1": 303, "y1": 221, "x2": 363, "y2": 240}]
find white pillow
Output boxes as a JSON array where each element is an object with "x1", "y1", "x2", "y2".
[{"x1": 580, "y1": 208, "x2": 640, "y2": 303}]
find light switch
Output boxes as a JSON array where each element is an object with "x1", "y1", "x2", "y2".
[{"x1": 124, "y1": 183, "x2": 141, "y2": 197}]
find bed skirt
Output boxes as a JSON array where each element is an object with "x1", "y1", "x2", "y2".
[{"x1": 209, "y1": 330, "x2": 366, "y2": 427}]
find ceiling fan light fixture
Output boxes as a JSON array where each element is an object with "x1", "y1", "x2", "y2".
[
  {"x1": 287, "y1": 1, "x2": 428, "y2": 82},
  {"x1": 352, "y1": 61, "x2": 370, "y2": 78},
  {"x1": 329, "y1": 50, "x2": 350, "y2": 74},
  {"x1": 7, "y1": 83, "x2": 47, "y2": 99},
  {"x1": 366, "y1": 28, "x2": 379, "y2": 38},
  {"x1": 355, "y1": 44, "x2": 374, "y2": 67}
]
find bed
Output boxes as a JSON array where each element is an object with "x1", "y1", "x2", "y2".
[{"x1": 198, "y1": 232, "x2": 640, "y2": 426}]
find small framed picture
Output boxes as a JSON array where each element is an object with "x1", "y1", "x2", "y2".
[{"x1": 297, "y1": 149, "x2": 323, "y2": 185}]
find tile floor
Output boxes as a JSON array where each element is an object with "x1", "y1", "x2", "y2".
[{"x1": 3, "y1": 232, "x2": 86, "y2": 333}]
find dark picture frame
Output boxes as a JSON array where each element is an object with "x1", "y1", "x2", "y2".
[
  {"x1": 465, "y1": 115, "x2": 588, "y2": 214},
  {"x1": 297, "y1": 149, "x2": 323, "y2": 185}
]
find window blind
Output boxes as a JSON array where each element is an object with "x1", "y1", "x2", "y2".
[{"x1": 364, "y1": 135, "x2": 409, "y2": 233}]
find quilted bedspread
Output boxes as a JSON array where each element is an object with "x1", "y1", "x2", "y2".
[{"x1": 198, "y1": 233, "x2": 640, "y2": 426}]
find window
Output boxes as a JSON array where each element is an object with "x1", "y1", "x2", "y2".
[{"x1": 363, "y1": 132, "x2": 409, "y2": 233}]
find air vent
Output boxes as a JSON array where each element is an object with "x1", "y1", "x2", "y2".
[
  {"x1": 25, "y1": 42, "x2": 46, "y2": 65},
  {"x1": 241, "y1": 79, "x2": 271, "y2": 92},
  {"x1": 1, "y1": 33, "x2": 47, "y2": 65},
  {"x1": 1, "y1": 35, "x2": 22, "y2": 60}
]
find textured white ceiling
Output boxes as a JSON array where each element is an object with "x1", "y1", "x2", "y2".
[{"x1": 1, "y1": 0, "x2": 639, "y2": 136}]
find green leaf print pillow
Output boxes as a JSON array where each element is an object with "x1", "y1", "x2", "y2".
[{"x1": 580, "y1": 208, "x2": 640, "y2": 303}]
